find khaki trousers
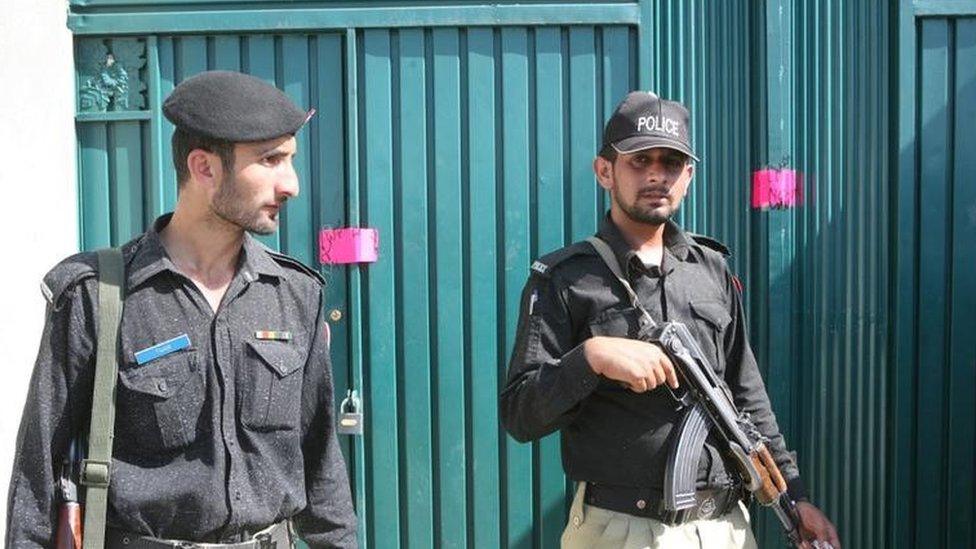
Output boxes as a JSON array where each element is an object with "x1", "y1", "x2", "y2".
[{"x1": 561, "y1": 484, "x2": 758, "y2": 549}]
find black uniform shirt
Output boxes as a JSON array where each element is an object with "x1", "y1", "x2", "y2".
[
  {"x1": 7, "y1": 214, "x2": 356, "y2": 547},
  {"x1": 500, "y1": 215, "x2": 806, "y2": 499}
]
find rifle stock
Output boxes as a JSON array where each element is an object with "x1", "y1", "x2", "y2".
[
  {"x1": 55, "y1": 503, "x2": 83, "y2": 549},
  {"x1": 56, "y1": 439, "x2": 84, "y2": 548}
]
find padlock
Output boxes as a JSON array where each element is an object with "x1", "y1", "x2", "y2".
[{"x1": 337, "y1": 389, "x2": 364, "y2": 436}]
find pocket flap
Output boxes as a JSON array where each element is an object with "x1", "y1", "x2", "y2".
[
  {"x1": 118, "y1": 351, "x2": 195, "y2": 398},
  {"x1": 587, "y1": 307, "x2": 647, "y2": 338},
  {"x1": 689, "y1": 300, "x2": 732, "y2": 331},
  {"x1": 247, "y1": 340, "x2": 305, "y2": 378}
]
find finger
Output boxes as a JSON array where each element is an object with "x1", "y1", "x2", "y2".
[
  {"x1": 653, "y1": 367, "x2": 667, "y2": 389},
  {"x1": 827, "y1": 528, "x2": 841, "y2": 549},
  {"x1": 643, "y1": 373, "x2": 659, "y2": 391},
  {"x1": 641, "y1": 369, "x2": 656, "y2": 391},
  {"x1": 629, "y1": 378, "x2": 648, "y2": 393},
  {"x1": 662, "y1": 355, "x2": 679, "y2": 389}
]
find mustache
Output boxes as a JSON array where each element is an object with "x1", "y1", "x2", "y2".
[{"x1": 637, "y1": 187, "x2": 671, "y2": 198}]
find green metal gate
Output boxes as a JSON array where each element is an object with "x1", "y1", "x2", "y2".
[{"x1": 71, "y1": 1, "x2": 976, "y2": 548}]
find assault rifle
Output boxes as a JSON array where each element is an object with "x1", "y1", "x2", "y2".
[
  {"x1": 648, "y1": 322, "x2": 803, "y2": 546},
  {"x1": 55, "y1": 438, "x2": 84, "y2": 549}
]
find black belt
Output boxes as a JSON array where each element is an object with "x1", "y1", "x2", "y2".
[
  {"x1": 105, "y1": 521, "x2": 291, "y2": 549},
  {"x1": 584, "y1": 483, "x2": 743, "y2": 525}
]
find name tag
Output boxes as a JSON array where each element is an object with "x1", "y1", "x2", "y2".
[{"x1": 134, "y1": 334, "x2": 191, "y2": 365}]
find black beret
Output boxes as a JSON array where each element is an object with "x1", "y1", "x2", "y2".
[{"x1": 162, "y1": 70, "x2": 313, "y2": 142}]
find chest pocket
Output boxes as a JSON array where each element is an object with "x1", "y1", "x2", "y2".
[
  {"x1": 587, "y1": 307, "x2": 650, "y2": 339},
  {"x1": 688, "y1": 300, "x2": 732, "y2": 372},
  {"x1": 117, "y1": 349, "x2": 206, "y2": 451},
  {"x1": 242, "y1": 339, "x2": 307, "y2": 431}
]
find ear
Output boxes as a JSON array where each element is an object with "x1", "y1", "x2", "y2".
[
  {"x1": 674, "y1": 162, "x2": 696, "y2": 197},
  {"x1": 186, "y1": 149, "x2": 221, "y2": 188},
  {"x1": 593, "y1": 156, "x2": 615, "y2": 191}
]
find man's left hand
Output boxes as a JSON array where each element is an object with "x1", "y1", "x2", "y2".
[{"x1": 795, "y1": 501, "x2": 841, "y2": 549}]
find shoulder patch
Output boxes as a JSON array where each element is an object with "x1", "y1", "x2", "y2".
[
  {"x1": 268, "y1": 250, "x2": 326, "y2": 286},
  {"x1": 731, "y1": 274, "x2": 745, "y2": 294},
  {"x1": 531, "y1": 241, "x2": 596, "y2": 277},
  {"x1": 42, "y1": 252, "x2": 98, "y2": 306},
  {"x1": 688, "y1": 233, "x2": 732, "y2": 257}
]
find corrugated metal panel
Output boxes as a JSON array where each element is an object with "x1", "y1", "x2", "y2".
[
  {"x1": 356, "y1": 25, "x2": 639, "y2": 548},
  {"x1": 748, "y1": 2, "x2": 893, "y2": 547}
]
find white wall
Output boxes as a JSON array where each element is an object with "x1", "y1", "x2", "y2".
[{"x1": 0, "y1": 0, "x2": 78, "y2": 537}]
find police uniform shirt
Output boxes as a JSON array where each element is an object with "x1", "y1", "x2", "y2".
[
  {"x1": 7, "y1": 214, "x2": 356, "y2": 547},
  {"x1": 500, "y1": 215, "x2": 807, "y2": 500}
]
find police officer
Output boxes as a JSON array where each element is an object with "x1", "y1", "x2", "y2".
[
  {"x1": 7, "y1": 71, "x2": 356, "y2": 547},
  {"x1": 500, "y1": 91, "x2": 840, "y2": 549}
]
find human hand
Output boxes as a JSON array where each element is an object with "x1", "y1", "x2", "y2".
[
  {"x1": 583, "y1": 336, "x2": 679, "y2": 393},
  {"x1": 795, "y1": 501, "x2": 840, "y2": 549}
]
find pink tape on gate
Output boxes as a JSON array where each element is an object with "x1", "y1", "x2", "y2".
[
  {"x1": 751, "y1": 169, "x2": 803, "y2": 209},
  {"x1": 319, "y1": 228, "x2": 379, "y2": 264}
]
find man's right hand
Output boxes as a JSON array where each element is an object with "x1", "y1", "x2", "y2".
[{"x1": 583, "y1": 336, "x2": 679, "y2": 393}]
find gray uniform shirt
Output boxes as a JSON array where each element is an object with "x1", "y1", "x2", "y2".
[
  {"x1": 500, "y1": 216, "x2": 806, "y2": 500},
  {"x1": 6, "y1": 214, "x2": 357, "y2": 547}
]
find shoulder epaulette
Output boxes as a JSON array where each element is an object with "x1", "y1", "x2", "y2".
[
  {"x1": 41, "y1": 252, "x2": 99, "y2": 307},
  {"x1": 688, "y1": 233, "x2": 732, "y2": 257},
  {"x1": 268, "y1": 250, "x2": 326, "y2": 286},
  {"x1": 531, "y1": 241, "x2": 596, "y2": 277}
]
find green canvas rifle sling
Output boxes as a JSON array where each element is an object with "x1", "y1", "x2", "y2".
[{"x1": 81, "y1": 247, "x2": 124, "y2": 549}]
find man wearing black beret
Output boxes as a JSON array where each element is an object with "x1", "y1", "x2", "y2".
[{"x1": 7, "y1": 71, "x2": 357, "y2": 547}]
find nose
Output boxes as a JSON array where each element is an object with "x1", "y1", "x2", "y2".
[
  {"x1": 276, "y1": 162, "x2": 300, "y2": 200},
  {"x1": 645, "y1": 160, "x2": 667, "y2": 184}
]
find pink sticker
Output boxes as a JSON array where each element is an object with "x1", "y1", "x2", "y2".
[
  {"x1": 751, "y1": 169, "x2": 803, "y2": 209},
  {"x1": 319, "y1": 227, "x2": 379, "y2": 264}
]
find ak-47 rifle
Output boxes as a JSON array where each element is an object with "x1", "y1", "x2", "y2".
[
  {"x1": 55, "y1": 438, "x2": 83, "y2": 549},
  {"x1": 648, "y1": 322, "x2": 803, "y2": 547}
]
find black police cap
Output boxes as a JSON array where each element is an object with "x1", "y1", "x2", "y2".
[
  {"x1": 603, "y1": 91, "x2": 699, "y2": 161},
  {"x1": 162, "y1": 70, "x2": 314, "y2": 142}
]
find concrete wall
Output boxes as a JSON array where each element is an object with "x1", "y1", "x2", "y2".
[{"x1": 0, "y1": 0, "x2": 78, "y2": 537}]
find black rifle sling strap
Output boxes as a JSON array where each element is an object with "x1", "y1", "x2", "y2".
[
  {"x1": 82, "y1": 247, "x2": 124, "y2": 549},
  {"x1": 584, "y1": 236, "x2": 657, "y2": 329}
]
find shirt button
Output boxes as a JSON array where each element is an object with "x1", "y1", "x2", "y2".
[
  {"x1": 234, "y1": 490, "x2": 242, "y2": 501},
  {"x1": 636, "y1": 499, "x2": 646, "y2": 510},
  {"x1": 157, "y1": 381, "x2": 168, "y2": 393},
  {"x1": 572, "y1": 515, "x2": 581, "y2": 527}
]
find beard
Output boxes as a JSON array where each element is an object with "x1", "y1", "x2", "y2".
[
  {"x1": 613, "y1": 187, "x2": 677, "y2": 226},
  {"x1": 211, "y1": 174, "x2": 280, "y2": 235}
]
